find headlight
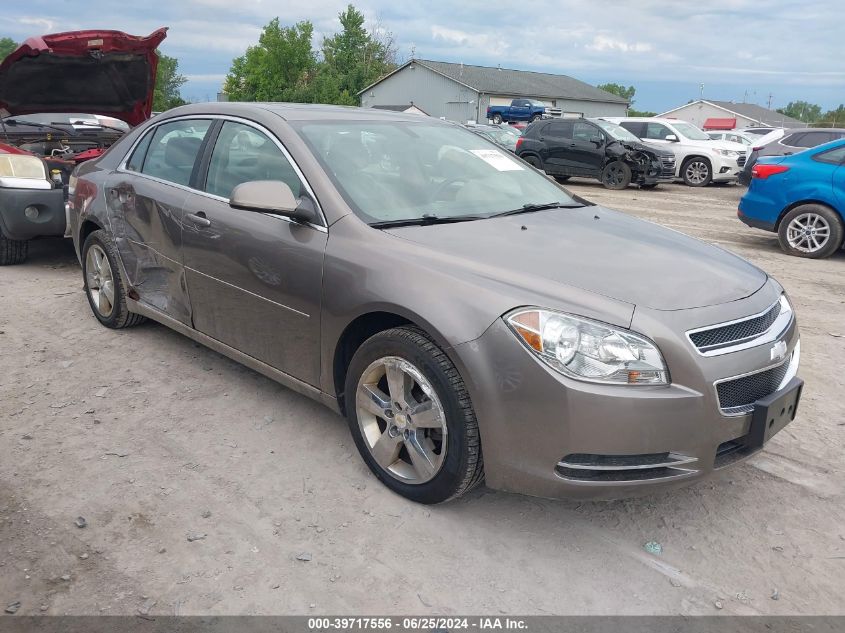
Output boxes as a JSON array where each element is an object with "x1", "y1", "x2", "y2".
[
  {"x1": 0, "y1": 154, "x2": 51, "y2": 190},
  {"x1": 505, "y1": 308, "x2": 669, "y2": 385},
  {"x1": 713, "y1": 149, "x2": 738, "y2": 157}
]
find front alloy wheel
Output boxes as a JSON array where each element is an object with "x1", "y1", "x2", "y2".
[
  {"x1": 682, "y1": 158, "x2": 711, "y2": 186},
  {"x1": 356, "y1": 356, "x2": 447, "y2": 484},
  {"x1": 345, "y1": 326, "x2": 484, "y2": 503}
]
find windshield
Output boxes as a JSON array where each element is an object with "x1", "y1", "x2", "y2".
[
  {"x1": 295, "y1": 121, "x2": 577, "y2": 224},
  {"x1": 528, "y1": 100, "x2": 547, "y2": 107},
  {"x1": 480, "y1": 127, "x2": 519, "y2": 150},
  {"x1": 672, "y1": 121, "x2": 711, "y2": 141},
  {"x1": 593, "y1": 119, "x2": 640, "y2": 142}
]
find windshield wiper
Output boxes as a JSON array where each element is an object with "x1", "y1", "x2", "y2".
[
  {"x1": 71, "y1": 120, "x2": 127, "y2": 134},
  {"x1": 490, "y1": 202, "x2": 584, "y2": 218},
  {"x1": 2, "y1": 119, "x2": 77, "y2": 136},
  {"x1": 370, "y1": 214, "x2": 486, "y2": 229}
]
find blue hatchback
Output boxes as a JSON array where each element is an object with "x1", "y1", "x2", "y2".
[{"x1": 739, "y1": 138, "x2": 845, "y2": 258}]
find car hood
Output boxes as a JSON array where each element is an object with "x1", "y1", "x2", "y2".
[
  {"x1": 386, "y1": 206, "x2": 767, "y2": 311},
  {"x1": 0, "y1": 28, "x2": 167, "y2": 127}
]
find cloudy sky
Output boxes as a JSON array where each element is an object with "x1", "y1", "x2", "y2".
[{"x1": 2, "y1": 0, "x2": 843, "y2": 112}]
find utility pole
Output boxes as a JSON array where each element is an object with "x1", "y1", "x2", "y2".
[
  {"x1": 699, "y1": 84, "x2": 704, "y2": 100},
  {"x1": 767, "y1": 93, "x2": 773, "y2": 110}
]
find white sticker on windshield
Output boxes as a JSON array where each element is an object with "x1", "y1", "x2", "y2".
[{"x1": 469, "y1": 149, "x2": 523, "y2": 171}]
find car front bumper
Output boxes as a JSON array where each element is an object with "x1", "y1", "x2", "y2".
[
  {"x1": 0, "y1": 186, "x2": 66, "y2": 240},
  {"x1": 710, "y1": 154, "x2": 745, "y2": 182},
  {"x1": 451, "y1": 282, "x2": 800, "y2": 500}
]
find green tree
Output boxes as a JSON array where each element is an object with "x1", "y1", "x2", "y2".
[
  {"x1": 814, "y1": 104, "x2": 845, "y2": 127},
  {"x1": 776, "y1": 100, "x2": 822, "y2": 123},
  {"x1": 597, "y1": 83, "x2": 636, "y2": 105},
  {"x1": 318, "y1": 5, "x2": 397, "y2": 105},
  {"x1": 153, "y1": 51, "x2": 188, "y2": 111},
  {"x1": 0, "y1": 37, "x2": 17, "y2": 61},
  {"x1": 223, "y1": 18, "x2": 316, "y2": 102},
  {"x1": 222, "y1": 6, "x2": 397, "y2": 105}
]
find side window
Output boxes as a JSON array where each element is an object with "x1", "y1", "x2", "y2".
[
  {"x1": 140, "y1": 119, "x2": 212, "y2": 186},
  {"x1": 782, "y1": 133, "x2": 806, "y2": 148},
  {"x1": 573, "y1": 121, "x2": 598, "y2": 142},
  {"x1": 813, "y1": 146, "x2": 845, "y2": 164},
  {"x1": 620, "y1": 122, "x2": 645, "y2": 137},
  {"x1": 546, "y1": 120, "x2": 574, "y2": 139},
  {"x1": 204, "y1": 121, "x2": 304, "y2": 200},
  {"x1": 802, "y1": 132, "x2": 833, "y2": 147},
  {"x1": 644, "y1": 123, "x2": 673, "y2": 140},
  {"x1": 125, "y1": 131, "x2": 153, "y2": 172}
]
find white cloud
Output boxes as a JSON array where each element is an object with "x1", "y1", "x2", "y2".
[{"x1": 586, "y1": 35, "x2": 653, "y2": 53}]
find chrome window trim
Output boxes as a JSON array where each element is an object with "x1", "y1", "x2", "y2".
[
  {"x1": 713, "y1": 338, "x2": 800, "y2": 418},
  {"x1": 115, "y1": 113, "x2": 328, "y2": 233},
  {"x1": 686, "y1": 295, "x2": 792, "y2": 357}
]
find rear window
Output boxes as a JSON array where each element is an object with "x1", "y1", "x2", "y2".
[{"x1": 813, "y1": 145, "x2": 845, "y2": 164}]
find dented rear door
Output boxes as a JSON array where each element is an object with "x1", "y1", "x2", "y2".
[{"x1": 107, "y1": 118, "x2": 214, "y2": 325}]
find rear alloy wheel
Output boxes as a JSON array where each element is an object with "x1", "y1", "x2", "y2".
[
  {"x1": 682, "y1": 157, "x2": 712, "y2": 186},
  {"x1": 0, "y1": 229, "x2": 28, "y2": 265},
  {"x1": 601, "y1": 161, "x2": 632, "y2": 190},
  {"x1": 82, "y1": 230, "x2": 146, "y2": 329},
  {"x1": 492, "y1": 114, "x2": 503, "y2": 124},
  {"x1": 778, "y1": 204, "x2": 844, "y2": 259},
  {"x1": 345, "y1": 326, "x2": 484, "y2": 504}
]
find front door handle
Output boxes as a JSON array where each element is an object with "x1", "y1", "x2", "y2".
[{"x1": 186, "y1": 212, "x2": 211, "y2": 227}]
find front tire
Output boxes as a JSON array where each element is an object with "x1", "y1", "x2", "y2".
[
  {"x1": 344, "y1": 326, "x2": 484, "y2": 504},
  {"x1": 681, "y1": 157, "x2": 712, "y2": 186},
  {"x1": 82, "y1": 229, "x2": 146, "y2": 329},
  {"x1": 777, "y1": 204, "x2": 844, "y2": 259},
  {"x1": 0, "y1": 229, "x2": 28, "y2": 265},
  {"x1": 601, "y1": 161, "x2": 632, "y2": 189}
]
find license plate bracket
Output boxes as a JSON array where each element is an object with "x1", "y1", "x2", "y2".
[{"x1": 748, "y1": 377, "x2": 803, "y2": 450}]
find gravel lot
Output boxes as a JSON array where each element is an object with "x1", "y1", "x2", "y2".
[{"x1": 1, "y1": 180, "x2": 843, "y2": 616}]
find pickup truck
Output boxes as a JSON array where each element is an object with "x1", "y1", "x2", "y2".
[{"x1": 486, "y1": 99, "x2": 554, "y2": 124}]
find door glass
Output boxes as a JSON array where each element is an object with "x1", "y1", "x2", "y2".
[
  {"x1": 140, "y1": 119, "x2": 212, "y2": 186},
  {"x1": 573, "y1": 122, "x2": 598, "y2": 142},
  {"x1": 546, "y1": 120, "x2": 574, "y2": 138},
  {"x1": 204, "y1": 122, "x2": 304, "y2": 199},
  {"x1": 125, "y1": 131, "x2": 153, "y2": 172},
  {"x1": 645, "y1": 123, "x2": 672, "y2": 140},
  {"x1": 814, "y1": 146, "x2": 845, "y2": 164}
]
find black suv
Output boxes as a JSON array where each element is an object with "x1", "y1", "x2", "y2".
[
  {"x1": 516, "y1": 118, "x2": 675, "y2": 189},
  {"x1": 739, "y1": 127, "x2": 845, "y2": 185}
]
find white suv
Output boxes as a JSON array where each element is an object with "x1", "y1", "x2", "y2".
[{"x1": 602, "y1": 117, "x2": 747, "y2": 186}]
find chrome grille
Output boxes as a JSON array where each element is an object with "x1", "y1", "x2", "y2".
[
  {"x1": 689, "y1": 300, "x2": 781, "y2": 352},
  {"x1": 716, "y1": 361, "x2": 790, "y2": 415}
]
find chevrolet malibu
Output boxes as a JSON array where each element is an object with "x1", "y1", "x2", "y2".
[{"x1": 69, "y1": 103, "x2": 802, "y2": 504}]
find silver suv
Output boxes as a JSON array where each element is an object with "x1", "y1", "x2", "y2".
[{"x1": 604, "y1": 117, "x2": 747, "y2": 186}]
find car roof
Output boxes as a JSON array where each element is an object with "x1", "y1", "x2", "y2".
[{"x1": 157, "y1": 101, "x2": 435, "y2": 123}]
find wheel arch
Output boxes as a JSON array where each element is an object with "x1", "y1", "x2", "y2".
[
  {"x1": 775, "y1": 199, "x2": 842, "y2": 230},
  {"x1": 78, "y1": 217, "x2": 105, "y2": 252},
  {"x1": 331, "y1": 309, "x2": 459, "y2": 415}
]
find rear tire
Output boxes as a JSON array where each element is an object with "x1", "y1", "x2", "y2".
[
  {"x1": 522, "y1": 155, "x2": 543, "y2": 171},
  {"x1": 681, "y1": 157, "x2": 712, "y2": 187},
  {"x1": 344, "y1": 326, "x2": 484, "y2": 504},
  {"x1": 492, "y1": 114, "x2": 503, "y2": 124},
  {"x1": 0, "y1": 229, "x2": 28, "y2": 265},
  {"x1": 82, "y1": 229, "x2": 146, "y2": 329},
  {"x1": 777, "y1": 204, "x2": 844, "y2": 259},
  {"x1": 601, "y1": 161, "x2": 632, "y2": 189}
]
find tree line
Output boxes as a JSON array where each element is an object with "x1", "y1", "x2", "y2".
[{"x1": 223, "y1": 5, "x2": 397, "y2": 105}]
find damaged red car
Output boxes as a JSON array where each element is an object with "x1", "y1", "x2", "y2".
[{"x1": 0, "y1": 27, "x2": 166, "y2": 264}]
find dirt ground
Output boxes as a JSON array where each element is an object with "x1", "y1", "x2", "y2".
[{"x1": 1, "y1": 181, "x2": 843, "y2": 617}]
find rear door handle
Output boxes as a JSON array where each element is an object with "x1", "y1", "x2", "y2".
[{"x1": 186, "y1": 212, "x2": 211, "y2": 227}]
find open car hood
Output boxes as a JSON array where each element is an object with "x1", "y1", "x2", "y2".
[{"x1": 0, "y1": 28, "x2": 167, "y2": 127}]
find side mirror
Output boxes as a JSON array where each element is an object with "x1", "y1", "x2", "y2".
[
  {"x1": 229, "y1": 180, "x2": 316, "y2": 224},
  {"x1": 665, "y1": 134, "x2": 679, "y2": 142}
]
